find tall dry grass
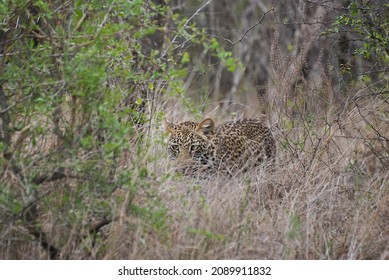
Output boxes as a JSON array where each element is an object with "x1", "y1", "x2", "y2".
[
  {"x1": 1, "y1": 102, "x2": 388, "y2": 259},
  {"x1": 98, "y1": 134, "x2": 388, "y2": 259},
  {"x1": 97, "y1": 87, "x2": 388, "y2": 260},
  {"x1": 1, "y1": 48, "x2": 388, "y2": 261}
]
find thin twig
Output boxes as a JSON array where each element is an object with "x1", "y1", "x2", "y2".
[
  {"x1": 190, "y1": 0, "x2": 279, "y2": 89},
  {"x1": 160, "y1": 0, "x2": 214, "y2": 59},
  {"x1": 231, "y1": 0, "x2": 279, "y2": 49}
]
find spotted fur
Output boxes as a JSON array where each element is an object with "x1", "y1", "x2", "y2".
[{"x1": 165, "y1": 118, "x2": 275, "y2": 175}]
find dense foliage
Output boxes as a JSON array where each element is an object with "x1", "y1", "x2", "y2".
[{"x1": 0, "y1": 0, "x2": 388, "y2": 259}]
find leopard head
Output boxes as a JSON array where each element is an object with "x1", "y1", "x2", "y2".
[{"x1": 164, "y1": 118, "x2": 216, "y2": 167}]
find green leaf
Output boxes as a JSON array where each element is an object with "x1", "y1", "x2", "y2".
[
  {"x1": 181, "y1": 52, "x2": 190, "y2": 64},
  {"x1": 210, "y1": 38, "x2": 220, "y2": 50}
]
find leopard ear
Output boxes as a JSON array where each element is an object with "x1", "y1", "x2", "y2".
[
  {"x1": 164, "y1": 118, "x2": 175, "y2": 134},
  {"x1": 196, "y1": 118, "x2": 215, "y2": 135}
]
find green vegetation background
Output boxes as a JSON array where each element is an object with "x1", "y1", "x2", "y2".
[{"x1": 0, "y1": 0, "x2": 388, "y2": 259}]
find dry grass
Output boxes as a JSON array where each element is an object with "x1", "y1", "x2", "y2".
[
  {"x1": 97, "y1": 151, "x2": 388, "y2": 259},
  {"x1": 1, "y1": 0, "x2": 388, "y2": 261},
  {"x1": 101, "y1": 101, "x2": 388, "y2": 259},
  {"x1": 1, "y1": 65, "x2": 388, "y2": 260},
  {"x1": 1, "y1": 97, "x2": 388, "y2": 260}
]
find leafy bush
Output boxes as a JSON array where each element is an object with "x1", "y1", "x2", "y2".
[{"x1": 0, "y1": 0, "x2": 388, "y2": 260}]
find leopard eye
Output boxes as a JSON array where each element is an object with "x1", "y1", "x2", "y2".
[
  {"x1": 189, "y1": 143, "x2": 200, "y2": 153},
  {"x1": 170, "y1": 143, "x2": 179, "y2": 152},
  {"x1": 168, "y1": 143, "x2": 180, "y2": 159},
  {"x1": 170, "y1": 142, "x2": 179, "y2": 148}
]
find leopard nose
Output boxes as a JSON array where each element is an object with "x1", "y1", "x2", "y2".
[
  {"x1": 180, "y1": 150, "x2": 189, "y2": 159},
  {"x1": 177, "y1": 149, "x2": 191, "y2": 162}
]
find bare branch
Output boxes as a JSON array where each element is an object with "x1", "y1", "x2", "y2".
[
  {"x1": 230, "y1": 0, "x2": 279, "y2": 48},
  {"x1": 160, "y1": 0, "x2": 214, "y2": 58}
]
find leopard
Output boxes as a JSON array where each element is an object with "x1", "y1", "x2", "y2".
[{"x1": 164, "y1": 117, "x2": 276, "y2": 176}]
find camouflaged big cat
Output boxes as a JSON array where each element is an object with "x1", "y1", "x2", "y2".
[{"x1": 165, "y1": 118, "x2": 275, "y2": 176}]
